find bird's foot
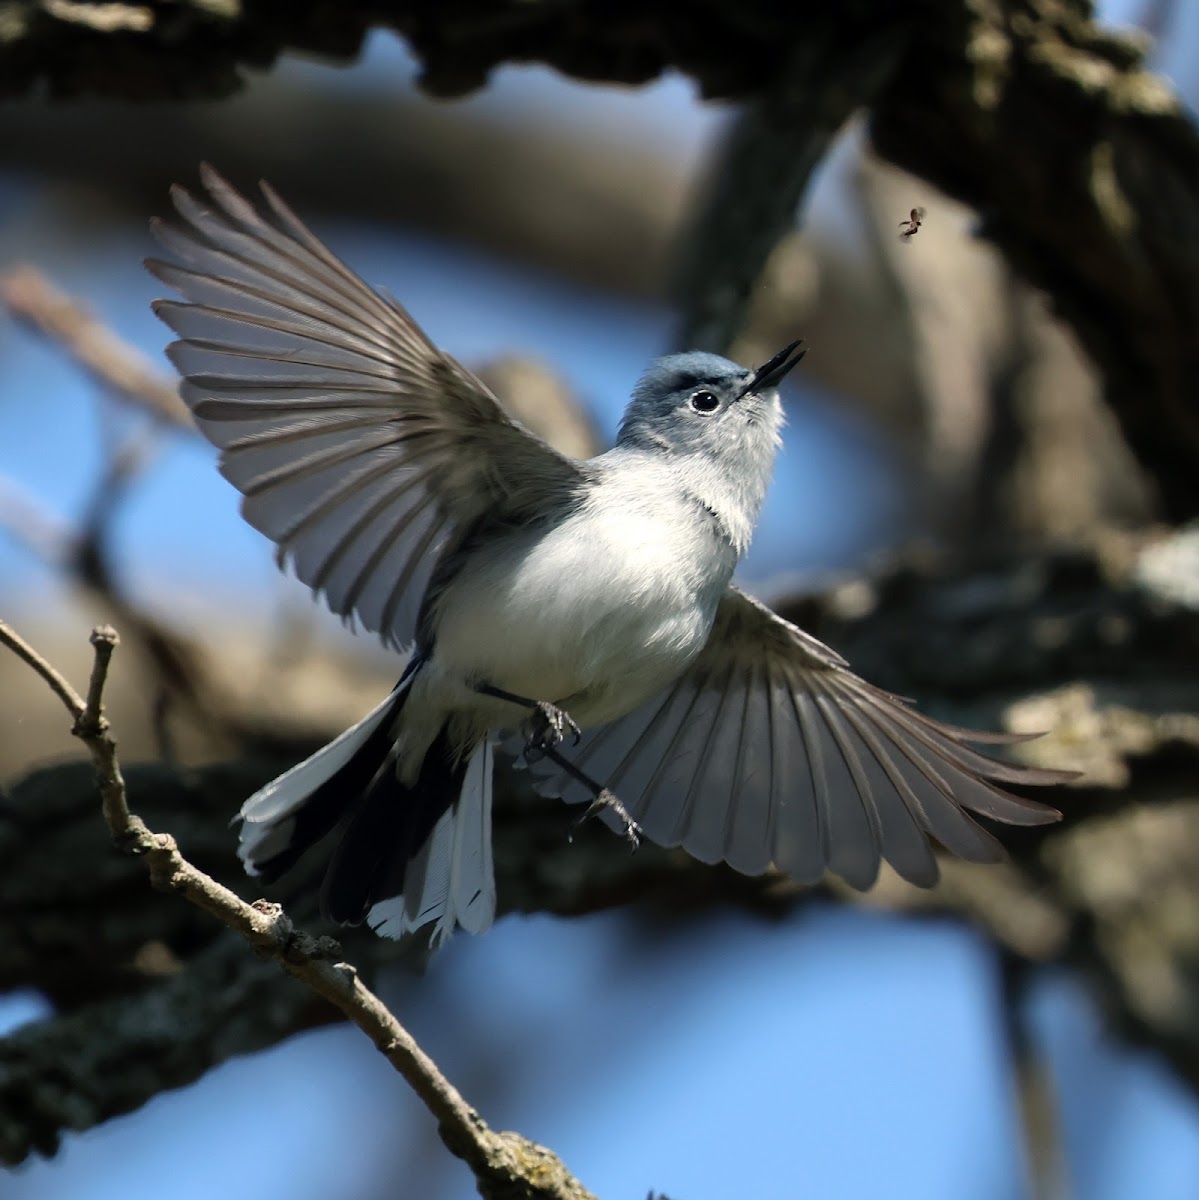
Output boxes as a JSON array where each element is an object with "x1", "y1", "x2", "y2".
[
  {"x1": 524, "y1": 701, "x2": 581, "y2": 762},
  {"x1": 570, "y1": 789, "x2": 642, "y2": 852}
]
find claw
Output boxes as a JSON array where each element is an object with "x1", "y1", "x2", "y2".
[
  {"x1": 526, "y1": 701, "x2": 581, "y2": 755},
  {"x1": 569, "y1": 788, "x2": 642, "y2": 851}
]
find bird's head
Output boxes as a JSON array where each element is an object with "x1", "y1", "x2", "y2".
[
  {"x1": 617, "y1": 341, "x2": 804, "y2": 474},
  {"x1": 614, "y1": 340, "x2": 805, "y2": 554}
]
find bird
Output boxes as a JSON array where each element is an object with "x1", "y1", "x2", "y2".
[{"x1": 148, "y1": 166, "x2": 1071, "y2": 947}]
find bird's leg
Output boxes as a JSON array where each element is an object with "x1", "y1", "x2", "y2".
[
  {"x1": 476, "y1": 683, "x2": 580, "y2": 758},
  {"x1": 540, "y1": 745, "x2": 642, "y2": 852},
  {"x1": 474, "y1": 683, "x2": 640, "y2": 850}
]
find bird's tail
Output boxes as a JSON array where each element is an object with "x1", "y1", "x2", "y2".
[{"x1": 237, "y1": 669, "x2": 496, "y2": 947}]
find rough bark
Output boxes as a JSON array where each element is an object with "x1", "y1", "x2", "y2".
[{"x1": 867, "y1": 1, "x2": 1199, "y2": 521}]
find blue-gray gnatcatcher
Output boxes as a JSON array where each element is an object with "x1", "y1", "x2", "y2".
[{"x1": 148, "y1": 167, "x2": 1070, "y2": 946}]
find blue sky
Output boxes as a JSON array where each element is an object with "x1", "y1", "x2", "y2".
[{"x1": 3, "y1": 9, "x2": 1199, "y2": 1199}]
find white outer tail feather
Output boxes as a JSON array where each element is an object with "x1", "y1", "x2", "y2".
[
  {"x1": 237, "y1": 663, "x2": 496, "y2": 945},
  {"x1": 368, "y1": 740, "x2": 496, "y2": 946},
  {"x1": 238, "y1": 686, "x2": 400, "y2": 875}
]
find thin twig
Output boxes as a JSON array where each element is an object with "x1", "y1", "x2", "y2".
[
  {"x1": 0, "y1": 618, "x2": 596, "y2": 1200},
  {"x1": 73, "y1": 625, "x2": 134, "y2": 838},
  {"x1": 0, "y1": 617, "x2": 85, "y2": 719},
  {"x1": 81, "y1": 625, "x2": 117, "y2": 728}
]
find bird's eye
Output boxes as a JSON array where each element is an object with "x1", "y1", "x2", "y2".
[{"x1": 688, "y1": 390, "x2": 720, "y2": 414}]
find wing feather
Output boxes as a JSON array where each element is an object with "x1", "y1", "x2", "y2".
[
  {"x1": 636, "y1": 684, "x2": 725, "y2": 846},
  {"x1": 532, "y1": 586, "x2": 1072, "y2": 890},
  {"x1": 674, "y1": 669, "x2": 739, "y2": 862},
  {"x1": 149, "y1": 167, "x2": 582, "y2": 648},
  {"x1": 722, "y1": 662, "x2": 771, "y2": 875},
  {"x1": 811, "y1": 682, "x2": 887, "y2": 888},
  {"x1": 589, "y1": 682, "x2": 692, "y2": 811},
  {"x1": 172, "y1": 178, "x2": 390, "y2": 329},
  {"x1": 816, "y1": 688, "x2": 940, "y2": 886},
  {"x1": 765, "y1": 660, "x2": 824, "y2": 883}
]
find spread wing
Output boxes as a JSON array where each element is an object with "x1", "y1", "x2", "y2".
[
  {"x1": 148, "y1": 165, "x2": 583, "y2": 649},
  {"x1": 533, "y1": 587, "x2": 1071, "y2": 888}
]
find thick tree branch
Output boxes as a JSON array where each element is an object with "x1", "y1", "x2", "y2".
[
  {"x1": 0, "y1": 937, "x2": 318, "y2": 1163},
  {"x1": 868, "y1": 0, "x2": 1199, "y2": 519},
  {"x1": 0, "y1": 621, "x2": 597, "y2": 1198},
  {"x1": 2, "y1": 1, "x2": 882, "y2": 102}
]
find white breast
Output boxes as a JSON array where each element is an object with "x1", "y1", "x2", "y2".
[{"x1": 429, "y1": 474, "x2": 735, "y2": 728}]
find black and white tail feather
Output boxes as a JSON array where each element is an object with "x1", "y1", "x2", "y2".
[{"x1": 238, "y1": 666, "x2": 495, "y2": 946}]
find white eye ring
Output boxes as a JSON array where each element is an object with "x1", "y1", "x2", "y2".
[{"x1": 689, "y1": 390, "x2": 720, "y2": 414}]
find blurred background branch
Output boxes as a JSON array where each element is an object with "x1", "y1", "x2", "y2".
[
  {"x1": 2, "y1": 266, "x2": 189, "y2": 428},
  {"x1": 4, "y1": 1, "x2": 1197, "y2": 514}
]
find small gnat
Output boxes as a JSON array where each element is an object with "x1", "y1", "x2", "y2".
[{"x1": 899, "y1": 207, "x2": 926, "y2": 239}]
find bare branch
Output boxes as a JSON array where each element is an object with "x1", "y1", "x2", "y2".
[
  {"x1": 0, "y1": 476, "x2": 79, "y2": 565},
  {"x1": 81, "y1": 625, "x2": 118, "y2": 731},
  {"x1": 0, "y1": 619, "x2": 598, "y2": 1199},
  {"x1": 71, "y1": 624, "x2": 134, "y2": 838},
  {"x1": 0, "y1": 616, "x2": 85, "y2": 720},
  {"x1": 0, "y1": 265, "x2": 190, "y2": 428}
]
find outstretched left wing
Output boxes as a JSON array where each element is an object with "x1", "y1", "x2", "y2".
[{"x1": 533, "y1": 587, "x2": 1071, "y2": 888}]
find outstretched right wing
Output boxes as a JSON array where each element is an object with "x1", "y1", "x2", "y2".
[{"x1": 149, "y1": 165, "x2": 584, "y2": 649}]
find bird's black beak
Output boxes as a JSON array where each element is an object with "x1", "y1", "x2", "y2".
[{"x1": 742, "y1": 339, "x2": 806, "y2": 395}]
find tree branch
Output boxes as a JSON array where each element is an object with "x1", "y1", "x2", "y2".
[
  {"x1": 671, "y1": 20, "x2": 907, "y2": 354},
  {"x1": 0, "y1": 620, "x2": 597, "y2": 1198},
  {"x1": 0, "y1": 618, "x2": 86, "y2": 720},
  {"x1": 4, "y1": 531, "x2": 1199, "y2": 1155},
  {"x1": 868, "y1": 0, "x2": 1199, "y2": 519},
  {"x1": 9, "y1": 2, "x2": 1193, "y2": 514},
  {"x1": 0, "y1": 936, "x2": 318, "y2": 1163},
  {"x1": 1, "y1": 266, "x2": 190, "y2": 428}
]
